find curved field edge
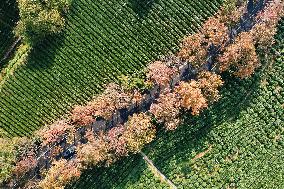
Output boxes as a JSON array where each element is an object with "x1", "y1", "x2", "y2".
[
  {"x1": 0, "y1": 0, "x2": 223, "y2": 137},
  {"x1": 68, "y1": 19, "x2": 284, "y2": 189}
]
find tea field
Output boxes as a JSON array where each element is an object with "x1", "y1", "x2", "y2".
[
  {"x1": 0, "y1": 0, "x2": 222, "y2": 137},
  {"x1": 68, "y1": 19, "x2": 284, "y2": 189}
]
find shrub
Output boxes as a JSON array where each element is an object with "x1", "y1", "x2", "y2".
[
  {"x1": 217, "y1": 0, "x2": 246, "y2": 26},
  {"x1": 0, "y1": 138, "x2": 17, "y2": 185},
  {"x1": 16, "y1": 0, "x2": 72, "y2": 43},
  {"x1": 38, "y1": 159, "x2": 81, "y2": 189},
  {"x1": 175, "y1": 81, "x2": 208, "y2": 115},
  {"x1": 122, "y1": 113, "x2": 156, "y2": 153},
  {"x1": 0, "y1": 137, "x2": 32, "y2": 185},
  {"x1": 118, "y1": 73, "x2": 153, "y2": 93}
]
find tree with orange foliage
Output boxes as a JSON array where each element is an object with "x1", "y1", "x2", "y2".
[
  {"x1": 71, "y1": 105, "x2": 95, "y2": 126},
  {"x1": 175, "y1": 81, "x2": 208, "y2": 115},
  {"x1": 177, "y1": 33, "x2": 207, "y2": 68},
  {"x1": 217, "y1": 32, "x2": 260, "y2": 78},
  {"x1": 197, "y1": 71, "x2": 224, "y2": 103},
  {"x1": 77, "y1": 130, "x2": 111, "y2": 168},
  {"x1": 150, "y1": 91, "x2": 181, "y2": 130},
  {"x1": 178, "y1": 17, "x2": 229, "y2": 69},
  {"x1": 202, "y1": 17, "x2": 229, "y2": 49},
  {"x1": 38, "y1": 159, "x2": 81, "y2": 189},
  {"x1": 122, "y1": 113, "x2": 156, "y2": 153}
]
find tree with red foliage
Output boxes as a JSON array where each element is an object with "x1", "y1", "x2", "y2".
[
  {"x1": 13, "y1": 151, "x2": 37, "y2": 178},
  {"x1": 36, "y1": 120, "x2": 74, "y2": 146},
  {"x1": 147, "y1": 61, "x2": 177, "y2": 87},
  {"x1": 252, "y1": 0, "x2": 284, "y2": 50},
  {"x1": 107, "y1": 126, "x2": 128, "y2": 158},
  {"x1": 72, "y1": 84, "x2": 140, "y2": 123}
]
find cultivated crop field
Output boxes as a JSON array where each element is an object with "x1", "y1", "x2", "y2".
[
  {"x1": 68, "y1": 19, "x2": 284, "y2": 189},
  {"x1": 0, "y1": 0, "x2": 222, "y2": 137}
]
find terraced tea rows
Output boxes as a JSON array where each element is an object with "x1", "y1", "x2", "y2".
[
  {"x1": 68, "y1": 19, "x2": 284, "y2": 189},
  {"x1": 0, "y1": 0, "x2": 223, "y2": 137}
]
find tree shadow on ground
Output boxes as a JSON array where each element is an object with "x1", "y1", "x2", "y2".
[
  {"x1": 129, "y1": 0, "x2": 159, "y2": 18},
  {"x1": 67, "y1": 154, "x2": 148, "y2": 189},
  {"x1": 25, "y1": 31, "x2": 68, "y2": 71}
]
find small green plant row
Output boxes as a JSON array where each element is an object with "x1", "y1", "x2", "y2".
[{"x1": 1, "y1": 0, "x2": 283, "y2": 188}]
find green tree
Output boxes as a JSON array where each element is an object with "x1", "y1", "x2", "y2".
[{"x1": 16, "y1": 0, "x2": 72, "y2": 44}]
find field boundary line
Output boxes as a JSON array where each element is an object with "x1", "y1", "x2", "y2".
[{"x1": 140, "y1": 152, "x2": 177, "y2": 189}]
